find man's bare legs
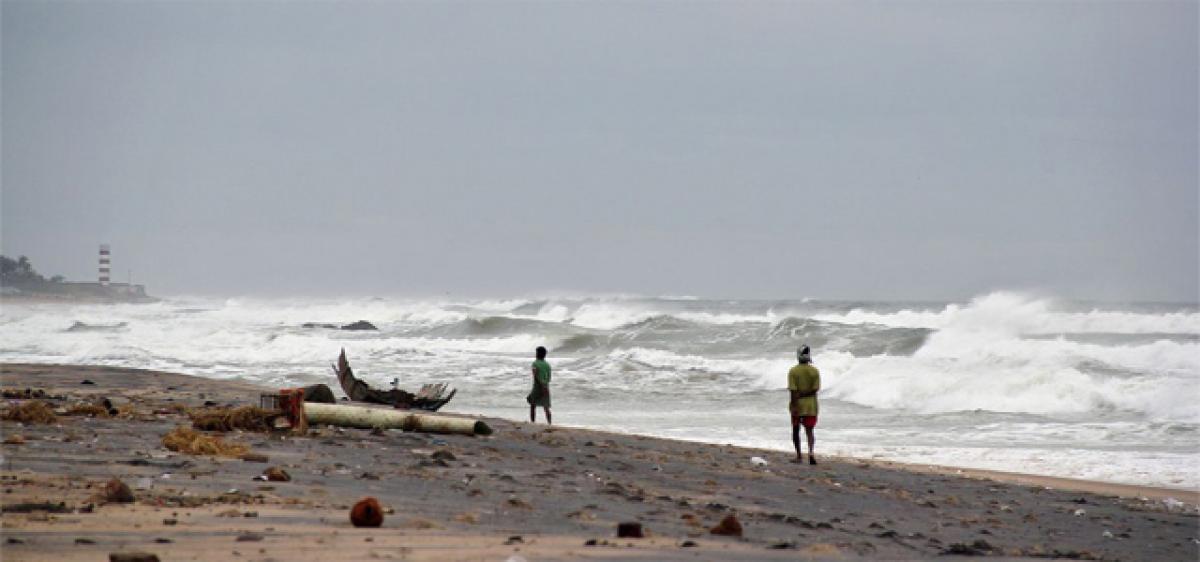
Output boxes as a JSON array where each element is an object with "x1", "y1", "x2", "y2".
[
  {"x1": 544, "y1": 407, "x2": 552, "y2": 425},
  {"x1": 805, "y1": 425, "x2": 817, "y2": 465},
  {"x1": 790, "y1": 416, "x2": 802, "y2": 461}
]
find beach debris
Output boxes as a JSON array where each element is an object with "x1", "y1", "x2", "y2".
[
  {"x1": 161, "y1": 426, "x2": 249, "y2": 458},
  {"x1": 300, "y1": 402, "x2": 491, "y2": 436},
  {"x1": 301, "y1": 384, "x2": 336, "y2": 404},
  {"x1": 3, "y1": 434, "x2": 26, "y2": 445},
  {"x1": 3, "y1": 501, "x2": 72, "y2": 514},
  {"x1": 680, "y1": 540, "x2": 698, "y2": 547},
  {"x1": 109, "y1": 553, "x2": 160, "y2": 562},
  {"x1": 617, "y1": 522, "x2": 645, "y2": 538},
  {"x1": 104, "y1": 478, "x2": 135, "y2": 503},
  {"x1": 332, "y1": 349, "x2": 456, "y2": 410},
  {"x1": 350, "y1": 497, "x2": 384, "y2": 528},
  {"x1": 75, "y1": 538, "x2": 97, "y2": 544},
  {"x1": 505, "y1": 535, "x2": 524, "y2": 545},
  {"x1": 505, "y1": 556, "x2": 528, "y2": 562},
  {"x1": 1073, "y1": 508, "x2": 1087, "y2": 517},
  {"x1": 2, "y1": 400, "x2": 57, "y2": 424},
  {"x1": 65, "y1": 403, "x2": 111, "y2": 417},
  {"x1": 81, "y1": 379, "x2": 95, "y2": 385},
  {"x1": 750, "y1": 456, "x2": 769, "y2": 467},
  {"x1": 241, "y1": 452, "x2": 269, "y2": 463},
  {"x1": 263, "y1": 467, "x2": 291, "y2": 482},
  {"x1": 340, "y1": 320, "x2": 378, "y2": 331},
  {"x1": 709, "y1": 514, "x2": 743, "y2": 537},
  {"x1": 942, "y1": 539, "x2": 995, "y2": 555},
  {"x1": 189, "y1": 406, "x2": 279, "y2": 432},
  {"x1": 235, "y1": 533, "x2": 264, "y2": 542},
  {"x1": 1102, "y1": 530, "x2": 1115, "y2": 539},
  {"x1": 1162, "y1": 497, "x2": 1185, "y2": 511},
  {"x1": 2, "y1": 388, "x2": 53, "y2": 399}
]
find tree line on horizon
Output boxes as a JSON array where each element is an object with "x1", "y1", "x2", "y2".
[{"x1": 0, "y1": 255, "x2": 65, "y2": 290}]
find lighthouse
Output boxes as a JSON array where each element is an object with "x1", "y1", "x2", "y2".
[{"x1": 99, "y1": 244, "x2": 111, "y2": 286}]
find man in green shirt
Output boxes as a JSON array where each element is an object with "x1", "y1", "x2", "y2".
[
  {"x1": 527, "y1": 346, "x2": 552, "y2": 425},
  {"x1": 788, "y1": 345, "x2": 820, "y2": 464}
]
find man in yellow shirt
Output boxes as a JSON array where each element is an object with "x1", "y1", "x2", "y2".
[{"x1": 788, "y1": 345, "x2": 820, "y2": 465}]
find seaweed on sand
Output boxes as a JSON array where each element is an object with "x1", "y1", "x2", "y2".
[
  {"x1": 161, "y1": 426, "x2": 249, "y2": 457},
  {"x1": 2, "y1": 400, "x2": 58, "y2": 424},
  {"x1": 189, "y1": 406, "x2": 279, "y2": 432}
]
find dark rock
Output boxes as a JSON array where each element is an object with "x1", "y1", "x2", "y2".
[
  {"x1": 301, "y1": 323, "x2": 339, "y2": 329},
  {"x1": 75, "y1": 537, "x2": 97, "y2": 544},
  {"x1": 153, "y1": 538, "x2": 172, "y2": 544},
  {"x1": 431, "y1": 450, "x2": 457, "y2": 462},
  {"x1": 263, "y1": 467, "x2": 291, "y2": 482},
  {"x1": 301, "y1": 384, "x2": 336, "y2": 404},
  {"x1": 504, "y1": 535, "x2": 523, "y2": 545},
  {"x1": 769, "y1": 541, "x2": 796, "y2": 549},
  {"x1": 340, "y1": 320, "x2": 378, "y2": 331},
  {"x1": 240, "y1": 453, "x2": 269, "y2": 463},
  {"x1": 81, "y1": 379, "x2": 95, "y2": 385},
  {"x1": 109, "y1": 553, "x2": 160, "y2": 562},
  {"x1": 616, "y1": 522, "x2": 644, "y2": 538},
  {"x1": 680, "y1": 540, "x2": 697, "y2": 547},
  {"x1": 942, "y1": 540, "x2": 994, "y2": 556},
  {"x1": 584, "y1": 539, "x2": 599, "y2": 546},
  {"x1": 162, "y1": 518, "x2": 177, "y2": 526},
  {"x1": 710, "y1": 514, "x2": 743, "y2": 537},
  {"x1": 6, "y1": 537, "x2": 24, "y2": 544},
  {"x1": 235, "y1": 533, "x2": 263, "y2": 542},
  {"x1": 104, "y1": 478, "x2": 135, "y2": 503}
]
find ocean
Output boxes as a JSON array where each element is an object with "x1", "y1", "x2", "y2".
[{"x1": 2, "y1": 291, "x2": 1197, "y2": 489}]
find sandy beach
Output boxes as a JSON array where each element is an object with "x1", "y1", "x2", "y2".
[{"x1": 1, "y1": 363, "x2": 1197, "y2": 561}]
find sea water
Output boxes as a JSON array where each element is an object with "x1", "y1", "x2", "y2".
[{"x1": 2, "y1": 291, "x2": 1196, "y2": 489}]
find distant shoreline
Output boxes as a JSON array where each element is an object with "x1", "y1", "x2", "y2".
[{"x1": 0, "y1": 293, "x2": 160, "y2": 305}]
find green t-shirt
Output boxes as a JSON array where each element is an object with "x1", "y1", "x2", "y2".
[
  {"x1": 532, "y1": 359, "x2": 551, "y2": 386},
  {"x1": 787, "y1": 363, "x2": 820, "y2": 416}
]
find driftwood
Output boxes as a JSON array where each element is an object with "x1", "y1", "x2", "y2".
[
  {"x1": 333, "y1": 349, "x2": 456, "y2": 411},
  {"x1": 303, "y1": 402, "x2": 491, "y2": 436}
]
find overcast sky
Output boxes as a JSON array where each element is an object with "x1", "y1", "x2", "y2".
[{"x1": 2, "y1": 1, "x2": 1196, "y2": 301}]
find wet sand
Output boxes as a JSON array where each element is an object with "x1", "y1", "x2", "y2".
[{"x1": 2, "y1": 363, "x2": 1197, "y2": 561}]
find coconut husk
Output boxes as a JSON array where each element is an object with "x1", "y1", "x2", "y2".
[
  {"x1": 161, "y1": 426, "x2": 249, "y2": 457},
  {"x1": 189, "y1": 406, "x2": 279, "y2": 432},
  {"x1": 1, "y1": 400, "x2": 58, "y2": 424}
]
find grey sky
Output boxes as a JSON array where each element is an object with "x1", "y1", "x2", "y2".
[{"x1": 2, "y1": 1, "x2": 1196, "y2": 301}]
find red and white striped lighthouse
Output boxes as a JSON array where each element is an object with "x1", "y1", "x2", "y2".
[{"x1": 99, "y1": 244, "x2": 111, "y2": 286}]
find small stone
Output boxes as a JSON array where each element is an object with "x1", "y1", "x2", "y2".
[
  {"x1": 710, "y1": 514, "x2": 743, "y2": 537},
  {"x1": 241, "y1": 453, "x2": 269, "y2": 463},
  {"x1": 81, "y1": 379, "x2": 95, "y2": 385},
  {"x1": 263, "y1": 467, "x2": 290, "y2": 482},
  {"x1": 504, "y1": 535, "x2": 524, "y2": 545},
  {"x1": 616, "y1": 522, "x2": 644, "y2": 538},
  {"x1": 235, "y1": 533, "x2": 263, "y2": 542},
  {"x1": 161, "y1": 518, "x2": 177, "y2": 526},
  {"x1": 680, "y1": 540, "x2": 697, "y2": 547},
  {"x1": 75, "y1": 537, "x2": 97, "y2": 544}
]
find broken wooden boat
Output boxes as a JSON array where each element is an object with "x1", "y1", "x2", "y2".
[{"x1": 333, "y1": 349, "x2": 456, "y2": 411}]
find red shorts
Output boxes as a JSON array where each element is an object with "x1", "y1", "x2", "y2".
[{"x1": 792, "y1": 415, "x2": 818, "y2": 429}]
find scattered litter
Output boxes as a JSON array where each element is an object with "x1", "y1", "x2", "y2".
[
  {"x1": 1073, "y1": 509, "x2": 1086, "y2": 517},
  {"x1": 1102, "y1": 530, "x2": 1114, "y2": 539},
  {"x1": 750, "y1": 456, "x2": 768, "y2": 467}
]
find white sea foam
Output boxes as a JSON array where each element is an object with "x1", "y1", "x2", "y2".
[{"x1": 814, "y1": 292, "x2": 1200, "y2": 335}]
